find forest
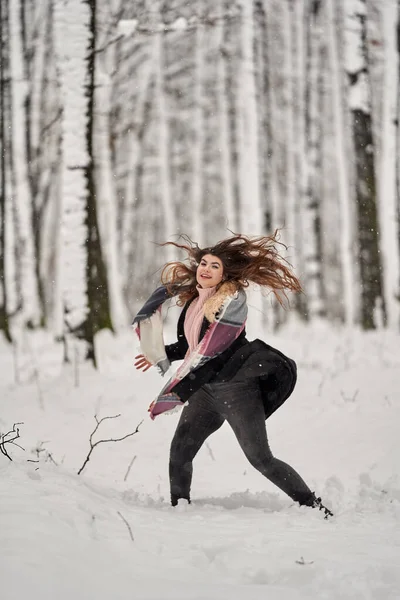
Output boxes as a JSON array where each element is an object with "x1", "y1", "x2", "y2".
[{"x1": 0, "y1": 0, "x2": 399, "y2": 364}]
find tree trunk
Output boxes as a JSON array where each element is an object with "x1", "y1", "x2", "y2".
[
  {"x1": 376, "y1": 0, "x2": 400, "y2": 329},
  {"x1": 84, "y1": 0, "x2": 114, "y2": 364},
  {"x1": 396, "y1": 0, "x2": 400, "y2": 323},
  {"x1": 191, "y1": 21, "x2": 205, "y2": 245},
  {"x1": 237, "y1": 0, "x2": 262, "y2": 234},
  {"x1": 303, "y1": 0, "x2": 326, "y2": 319},
  {"x1": 345, "y1": 0, "x2": 385, "y2": 329},
  {"x1": 154, "y1": 24, "x2": 176, "y2": 260},
  {"x1": 216, "y1": 4, "x2": 237, "y2": 234},
  {"x1": 0, "y1": 0, "x2": 12, "y2": 341},
  {"x1": 9, "y1": 0, "x2": 41, "y2": 326},
  {"x1": 325, "y1": 0, "x2": 357, "y2": 325},
  {"x1": 93, "y1": 30, "x2": 128, "y2": 329}
]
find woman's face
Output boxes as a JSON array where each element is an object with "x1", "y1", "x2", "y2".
[{"x1": 196, "y1": 254, "x2": 224, "y2": 288}]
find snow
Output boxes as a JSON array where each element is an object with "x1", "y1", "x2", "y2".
[{"x1": 1, "y1": 324, "x2": 400, "y2": 599}]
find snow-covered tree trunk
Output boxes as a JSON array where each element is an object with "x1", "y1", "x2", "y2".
[
  {"x1": 236, "y1": 0, "x2": 262, "y2": 234},
  {"x1": 281, "y1": 0, "x2": 296, "y2": 258},
  {"x1": 292, "y1": 0, "x2": 308, "y2": 319},
  {"x1": 191, "y1": 21, "x2": 205, "y2": 245},
  {"x1": 154, "y1": 23, "x2": 176, "y2": 260},
  {"x1": 216, "y1": 6, "x2": 237, "y2": 234},
  {"x1": 325, "y1": 0, "x2": 357, "y2": 325},
  {"x1": 266, "y1": 2, "x2": 283, "y2": 233},
  {"x1": 235, "y1": 0, "x2": 263, "y2": 333},
  {"x1": 9, "y1": 0, "x2": 41, "y2": 326},
  {"x1": 344, "y1": 0, "x2": 385, "y2": 329},
  {"x1": 54, "y1": 0, "x2": 89, "y2": 344},
  {"x1": 302, "y1": 0, "x2": 326, "y2": 319},
  {"x1": 376, "y1": 0, "x2": 400, "y2": 329}
]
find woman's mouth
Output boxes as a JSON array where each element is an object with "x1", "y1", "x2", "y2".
[{"x1": 200, "y1": 274, "x2": 211, "y2": 279}]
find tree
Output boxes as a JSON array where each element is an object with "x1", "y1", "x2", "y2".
[
  {"x1": 375, "y1": 0, "x2": 400, "y2": 329},
  {"x1": 344, "y1": 0, "x2": 385, "y2": 329},
  {"x1": 84, "y1": 0, "x2": 114, "y2": 361},
  {"x1": 325, "y1": 0, "x2": 357, "y2": 324},
  {"x1": 396, "y1": 0, "x2": 400, "y2": 322},
  {"x1": 54, "y1": 0, "x2": 113, "y2": 365},
  {"x1": 0, "y1": 0, "x2": 12, "y2": 341},
  {"x1": 302, "y1": 0, "x2": 326, "y2": 319}
]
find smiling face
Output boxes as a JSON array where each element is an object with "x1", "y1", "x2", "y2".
[{"x1": 196, "y1": 254, "x2": 224, "y2": 288}]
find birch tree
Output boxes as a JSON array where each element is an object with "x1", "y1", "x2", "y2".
[
  {"x1": 216, "y1": 1, "x2": 237, "y2": 234},
  {"x1": 55, "y1": 0, "x2": 113, "y2": 364},
  {"x1": 154, "y1": 6, "x2": 176, "y2": 262},
  {"x1": 236, "y1": 0, "x2": 262, "y2": 235},
  {"x1": 376, "y1": 0, "x2": 400, "y2": 329},
  {"x1": 9, "y1": 0, "x2": 42, "y2": 326},
  {"x1": 236, "y1": 0, "x2": 263, "y2": 332},
  {"x1": 344, "y1": 0, "x2": 385, "y2": 329},
  {"x1": 84, "y1": 0, "x2": 114, "y2": 361},
  {"x1": 325, "y1": 0, "x2": 357, "y2": 325},
  {"x1": 191, "y1": 18, "x2": 205, "y2": 245},
  {"x1": 302, "y1": 0, "x2": 326, "y2": 319},
  {"x1": 54, "y1": 0, "x2": 90, "y2": 344}
]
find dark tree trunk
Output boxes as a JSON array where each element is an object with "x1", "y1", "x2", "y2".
[
  {"x1": 348, "y1": 8, "x2": 385, "y2": 330},
  {"x1": 84, "y1": 0, "x2": 113, "y2": 366},
  {"x1": 0, "y1": 0, "x2": 12, "y2": 342}
]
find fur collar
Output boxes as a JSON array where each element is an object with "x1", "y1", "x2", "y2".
[{"x1": 203, "y1": 281, "x2": 239, "y2": 322}]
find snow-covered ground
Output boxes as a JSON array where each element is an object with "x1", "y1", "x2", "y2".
[{"x1": 1, "y1": 324, "x2": 400, "y2": 599}]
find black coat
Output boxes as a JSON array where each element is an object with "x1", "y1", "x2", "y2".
[{"x1": 165, "y1": 300, "x2": 297, "y2": 420}]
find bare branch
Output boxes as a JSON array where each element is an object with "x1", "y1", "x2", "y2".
[
  {"x1": 117, "y1": 511, "x2": 134, "y2": 542},
  {"x1": 0, "y1": 423, "x2": 24, "y2": 461},
  {"x1": 123, "y1": 455, "x2": 137, "y2": 482},
  {"x1": 78, "y1": 415, "x2": 143, "y2": 475}
]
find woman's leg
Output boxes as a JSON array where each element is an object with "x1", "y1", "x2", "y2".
[
  {"x1": 207, "y1": 380, "x2": 314, "y2": 505},
  {"x1": 169, "y1": 387, "x2": 224, "y2": 505}
]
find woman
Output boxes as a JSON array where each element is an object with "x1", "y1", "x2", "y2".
[{"x1": 133, "y1": 233, "x2": 333, "y2": 518}]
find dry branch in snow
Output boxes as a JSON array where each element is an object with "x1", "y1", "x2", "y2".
[
  {"x1": 0, "y1": 423, "x2": 24, "y2": 461},
  {"x1": 117, "y1": 511, "x2": 134, "y2": 542},
  {"x1": 77, "y1": 414, "x2": 143, "y2": 475}
]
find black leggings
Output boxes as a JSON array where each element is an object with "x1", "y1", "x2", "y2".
[{"x1": 169, "y1": 380, "x2": 313, "y2": 505}]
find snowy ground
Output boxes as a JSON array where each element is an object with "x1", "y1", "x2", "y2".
[{"x1": 1, "y1": 323, "x2": 400, "y2": 599}]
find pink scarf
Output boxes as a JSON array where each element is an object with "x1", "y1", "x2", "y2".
[{"x1": 184, "y1": 286, "x2": 216, "y2": 353}]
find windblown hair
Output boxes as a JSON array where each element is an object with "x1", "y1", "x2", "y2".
[{"x1": 159, "y1": 231, "x2": 302, "y2": 306}]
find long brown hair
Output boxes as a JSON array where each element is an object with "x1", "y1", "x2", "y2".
[{"x1": 160, "y1": 231, "x2": 302, "y2": 306}]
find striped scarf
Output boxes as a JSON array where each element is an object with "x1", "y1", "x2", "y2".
[{"x1": 133, "y1": 283, "x2": 247, "y2": 419}]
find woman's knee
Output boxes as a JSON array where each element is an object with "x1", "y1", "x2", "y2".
[{"x1": 245, "y1": 448, "x2": 276, "y2": 474}]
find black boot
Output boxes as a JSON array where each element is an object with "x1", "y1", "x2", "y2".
[
  {"x1": 308, "y1": 492, "x2": 334, "y2": 519},
  {"x1": 171, "y1": 494, "x2": 191, "y2": 507}
]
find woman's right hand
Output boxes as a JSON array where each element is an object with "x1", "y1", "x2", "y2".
[{"x1": 134, "y1": 354, "x2": 153, "y2": 372}]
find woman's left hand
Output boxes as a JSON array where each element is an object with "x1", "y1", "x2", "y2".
[{"x1": 134, "y1": 354, "x2": 153, "y2": 372}]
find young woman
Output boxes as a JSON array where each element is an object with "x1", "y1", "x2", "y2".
[{"x1": 133, "y1": 233, "x2": 333, "y2": 518}]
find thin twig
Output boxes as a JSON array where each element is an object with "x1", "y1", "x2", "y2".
[
  {"x1": 0, "y1": 423, "x2": 24, "y2": 461},
  {"x1": 117, "y1": 511, "x2": 134, "y2": 542},
  {"x1": 124, "y1": 455, "x2": 137, "y2": 482},
  {"x1": 77, "y1": 415, "x2": 143, "y2": 475}
]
